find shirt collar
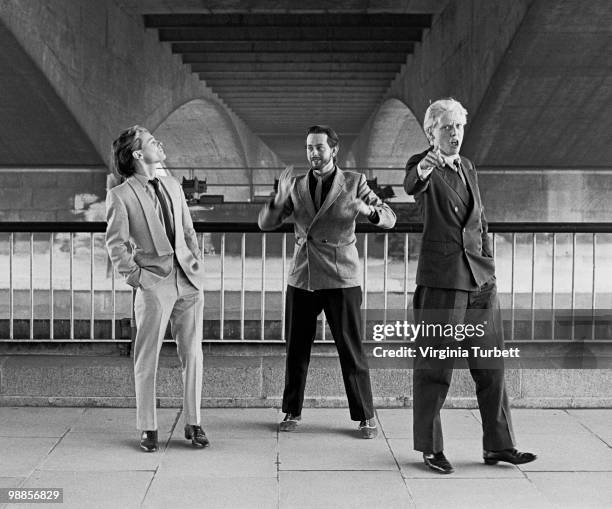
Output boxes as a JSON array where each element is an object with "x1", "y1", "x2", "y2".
[
  {"x1": 311, "y1": 165, "x2": 336, "y2": 182},
  {"x1": 133, "y1": 173, "x2": 152, "y2": 188},
  {"x1": 441, "y1": 153, "x2": 461, "y2": 168}
]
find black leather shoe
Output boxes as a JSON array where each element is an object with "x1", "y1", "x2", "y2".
[
  {"x1": 184, "y1": 425, "x2": 210, "y2": 448},
  {"x1": 483, "y1": 448, "x2": 537, "y2": 465},
  {"x1": 423, "y1": 451, "x2": 454, "y2": 474},
  {"x1": 358, "y1": 418, "x2": 378, "y2": 439},
  {"x1": 140, "y1": 430, "x2": 158, "y2": 452},
  {"x1": 279, "y1": 413, "x2": 301, "y2": 432}
]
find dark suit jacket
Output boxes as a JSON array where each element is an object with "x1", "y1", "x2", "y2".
[
  {"x1": 404, "y1": 149, "x2": 494, "y2": 291},
  {"x1": 259, "y1": 167, "x2": 396, "y2": 290}
]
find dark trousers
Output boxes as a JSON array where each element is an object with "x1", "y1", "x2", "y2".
[
  {"x1": 282, "y1": 285, "x2": 374, "y2": 421},
  {"x1": 412, "y1": 280, "x2": 515, "y2": 453}
]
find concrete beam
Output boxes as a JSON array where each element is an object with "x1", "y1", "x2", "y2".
[
  {"x1": 190, "y1": 63, "x2": 402, "y2": 72},
  {"x1": 172, "y1": 41, "x2": 415, "y2": 53},
  {"x1": 158, "y1": 26, "x2": 423, "y2": 41},
  {"x1": 182, "y1": 52, "x2": 409, "y2": 63},
  {"x1": 200, "y1": 72, "x2": 397, "y2": 80},
  {"x1": 145, "y1": 13, "x2": 433, "y2": 27},
  {"x1": 116, "y1": 0, "x2": 451, "y2": 15},
  {"x1": 207, "y1": 86, "x2": 386, "y2": 93},
  {"x1": 203, "y1": 79, "x2": 389, "y2": 87}
]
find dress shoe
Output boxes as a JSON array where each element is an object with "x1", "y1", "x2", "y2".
[
  {"x1": 483, "y1": 448, "x2": 537, "y2": 465},
  {"x1": 423, "y1": 451, "x2": 454, "y2": 474},
  {"x1": 184, "y1": 424, "x2": 210, "y2": 448},
  {"x1": 140, "y1": 430, "x2": 158, "y2": 452},
  {"x1": 358, "y1": 418, "x2": 378, "y2": 439},
  {"x1": 279, "y1": 413, "x2": 301, "y2": 432}
]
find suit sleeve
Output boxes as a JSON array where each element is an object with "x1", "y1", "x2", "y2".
[
  {"x1": 356, "y1": 174, "x2": 396, "y2": 229},
  {"x1": 105, "y1": 190, "x2": 140, "y2": 288},
  {"x1": 258, "y1": 194, "x2": 295, "y2": 231},
  {"x1": 178, "y1": 181, "x2": 203, "y2": 260},
  {"x1": 404, "y1": 152, "x2": 430, "y2": 196}
]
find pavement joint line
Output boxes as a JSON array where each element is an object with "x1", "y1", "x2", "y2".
[
  {"x1": 568, "y1": 410, "x2": 612, "y2": 447},
  {"x1": 140, "y1": 466, "x2": 159, "y2": 509},
  {"x1": 137, "y1": 408, "x2": 182, "y2": 507},
  {"x1": 20, "y1": 426, "x2": 73, "y2": 490},
  {"x1": 375, "y1": 409, "x2": 417, "y2": 505},
  {"x1": 275, "y1": 411, "x2": 281, "y2": 509}
]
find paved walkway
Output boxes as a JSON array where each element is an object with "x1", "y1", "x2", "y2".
[{"x1": 0, "y1": 407, "x2": 611, "y2": 508}]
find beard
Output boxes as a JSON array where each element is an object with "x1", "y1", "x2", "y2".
[{"x1": 309, "y1": 154, "x2": 332, "y2": 171}]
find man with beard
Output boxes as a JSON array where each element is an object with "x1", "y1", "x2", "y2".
[
  {"x1": 258, "y1": 125, "x2": 396, "y2": 438},
  {"x1": 404, "y1": 98, "x2": 536, "y2": 473}
]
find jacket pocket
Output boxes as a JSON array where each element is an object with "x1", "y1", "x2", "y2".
[{"x1": 335, "y1": 243, "x2": 359, "y2": 279}]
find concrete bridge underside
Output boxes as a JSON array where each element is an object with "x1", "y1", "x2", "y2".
[{"x1": 0, "y1": 0, "x2": 611, "y2": 221}]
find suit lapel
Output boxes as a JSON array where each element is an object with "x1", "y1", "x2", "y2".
[
  {"x1": 439, "y1": 164, "x2": 470, "y2": 207},
  {"x1": 314, "y1": 168, "x2": 345, "y2": 221},
  {"x1": 127, "y1": 178, "x2": 172, "y2": 253},
  {"x1": 460, "y1": 156, "x2": 480, "y2": 222}
]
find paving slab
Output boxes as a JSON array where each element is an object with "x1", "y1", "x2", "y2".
[
  {"x1": 279, "y1": 433, "x2": 395, "y2": 471},
  {"x1": 198, "y1": 407, "x2": 279, "y2": 439},
  {"x1": 143, "y1": 476, "x2": 278, "y2": 509},
  {"x1": 0, "y1": 408, "x2": 610, "y2": 509},
  {"x1": 516, "y1": 432, "x2": 612, "y2": 471},
  {"x1": 526, "y1": 472, "x2": 612, "y2": 509},
  {"x1": 0, "y1": 477, "x2": 24, "y2": 488},
  {"x1": 567, "y1": 409, "x2": 612, "y2": 445},
  {"x1": 377, "y1": 408, "x2": 481, "y2": 439},
  {"x1": 389, "y1": 438, "x2": 525, "y2": 479},
  {"x1": 37, "y1": 432, "x2": 169, "y2": 472},
  {"x1": 407, "y1": 478, "x2": 554, "y2": 509},
  {"x1": 17, "y1": 471, "x2": 152, "y2": 509},
  {"x1": 507, "y1": 409, "x2": 591, "y2": 435},
  {"x1": 71, "y1": 408, "x2": 179, "y2": 433},
  {"x1": 158, "y1": 438, "x2": 277, "y2": 478},
  {"x1": 0, "y1": 438, "x2": 59, "y2": 477},
  {"x1": 279, "y1": 471, "x2": 414, "y2": 509},
  {"x1": 0, "y1": 407, "x2": 85, "y2": 437}
]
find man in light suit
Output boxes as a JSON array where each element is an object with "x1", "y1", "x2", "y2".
[
  {"x1": 259, "y1": 125, "x2": 396, "y2": 438},
  {"x1": 106, "y1": 125, "x2": 209, "y2": 452},
  {"x1": 404, "y1": 98, "x2": 535, "y2": 473}
]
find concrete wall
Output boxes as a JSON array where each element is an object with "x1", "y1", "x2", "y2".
[
  {"x1": 1, "y1": 346, "x2": 610, "y2": 408},
  {"x1": 0, "y1": 0, "x2": 282, "y2": 219},
  {"x1": 384, "y1": 0, "x2": 534, "y2": 141},
  {"x1": 479, "y1": 170, "x2": 612, "y2": 222},
  {"x1": 0, "y1": 169, "x2": 107, "y2": 222}
]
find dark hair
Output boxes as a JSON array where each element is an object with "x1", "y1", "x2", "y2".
[
  {"x1": 111, "y1": 125, "x2": 148, "y2": 178},
  {"x1": 306, "y1": 125, "x2": 340, "y2": 149}
]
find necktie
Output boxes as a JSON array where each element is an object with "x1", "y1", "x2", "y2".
[
  {"x1": 149, "y1": 178, "x2": 175, "y2": 247},
  {"x1": 453, "y1": 159, "x2": 467, "y2": 187},
  {"x1": 314, "y1": 174, "x2": 323, "y2": 210}
]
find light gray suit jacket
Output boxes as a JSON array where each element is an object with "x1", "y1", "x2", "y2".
[
  {"x1": 105, "y1": 175, "x2": 204, "y2": 290},
  {"x1": 258, "y1": 168, "x2": 396, "y2": 290}
]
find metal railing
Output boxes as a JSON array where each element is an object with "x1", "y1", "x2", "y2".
[{"x1": 1, "y1": 222, "x2": 612, "y2": 343}]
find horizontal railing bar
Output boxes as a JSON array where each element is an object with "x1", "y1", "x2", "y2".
[
  {"x1": 3, "y1": 222, "x2": 612, "y2": 234},
  {"x1": 164, "y1": 166, "x2": 612, "y2": 172}
]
